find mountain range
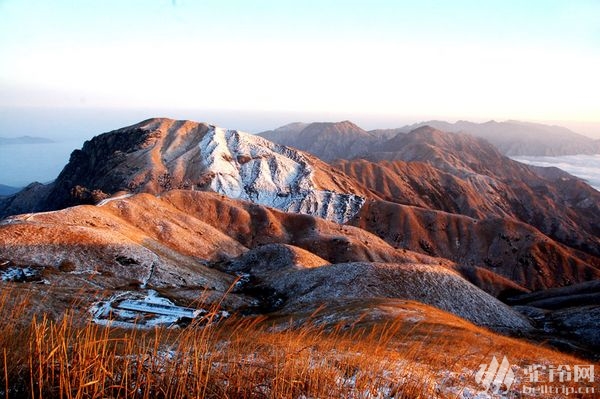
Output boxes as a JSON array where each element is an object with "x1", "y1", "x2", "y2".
[
  {"x1": 396, "y1": 120, "x2": 600, "y2": 156},
  {"x1": 260, "y1": 119, "x2": 600, "y2": 159},
  {"x1": 1, "y1": 117, "x2": 599, "y2": 359},
  {"x1": 0, "y1": 184, "x2": 21, "y2": 196}
]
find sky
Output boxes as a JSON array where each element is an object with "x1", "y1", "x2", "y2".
[{"x1": 1, "y1": 0, "x2": 600, "y2": 136}]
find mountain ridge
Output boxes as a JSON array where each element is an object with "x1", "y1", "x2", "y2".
[
  {"x1": 2, "y1": 118, "x2": 599, "y2": 261},
  {"x1": 261, "y1": 119, "x2": 600, "y2": 158},
  {"x1": 397, "y1": 119, "x2": 600, "y2": 156},
  {"x1": 0, "y1": 118, "x2": 373, "y2": 223}
]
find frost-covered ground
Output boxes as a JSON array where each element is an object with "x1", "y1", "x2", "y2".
[{"x1": 513, "y1": 154, "x2": 600, "y2": 191}]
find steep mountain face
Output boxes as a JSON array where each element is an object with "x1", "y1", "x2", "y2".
[
  {"x1": 259, "y1": 121, "x2": 380, "y2": 162},
  {"x1": 398, "y1": 120, "x2": 600, "y2": 156},
  {"x1": 336, "y1": 158, "x2": 600, "y2": 255},
  {"x1": 197, "y1": 126, "x2": 367, "y2": 223},
  {"x1": 0, "y1": 118, "x2": 371, "y2": 223}
]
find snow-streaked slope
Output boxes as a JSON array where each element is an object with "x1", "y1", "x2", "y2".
[
  {"x1": 199, "y1": 127, "x2": 365, "y2": 223},
  {"x1": 0, "y1": 118, "x2": 368, "y2": 223}
]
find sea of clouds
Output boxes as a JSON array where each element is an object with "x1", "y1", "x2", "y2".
[{"x1": 513, "y1": 154, "x2": 600, "y2": 192}]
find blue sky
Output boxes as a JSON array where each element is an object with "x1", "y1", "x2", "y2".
[{"x1": 1, "y1": 0, "x2": 599, "y2": 134}]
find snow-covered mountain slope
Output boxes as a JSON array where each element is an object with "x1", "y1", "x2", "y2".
[
  {"x1": 0, "y1": 118, "x2": 372, "y2": 223},
  {"x1": 198, "y1": 126, "x2": 365, "y2": 223}
]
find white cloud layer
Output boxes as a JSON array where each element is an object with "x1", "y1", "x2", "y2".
[{"x1": 513, "y1": 155, "x2": 600, "y2": 192}]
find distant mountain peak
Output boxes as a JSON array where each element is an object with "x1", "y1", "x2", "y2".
[
  {"x1": 259, "y1": 120, "x2": 378, "y2": 161},
  {"x1": 397, "y1": 119, "x2": 600, "y2": 156},
  {"x1": 407, "y1": 125, "x2": 442, "y2": 135},
  {"x1": 274, "y1": 122, "x2": 308, "y2": 131},
  {"x1": 300, "y1": 120, "x2": 371, "y2": 137},
  {"x1": 304, "y1": 120, "x2": 363, "y2": 130}
]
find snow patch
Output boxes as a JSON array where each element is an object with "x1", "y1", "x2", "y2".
[
  {"x1": 1, "y1": 265, "x2": 47, "y2": 283},
  {"x1": 96, "y1": 193, "x2": 134, "y2": 207},
  {"x1": 90, "y1": 289, "x2": 228, "y2": 329}
]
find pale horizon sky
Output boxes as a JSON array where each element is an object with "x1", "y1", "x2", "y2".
[{"x1": 1, "y1": 0, "x2": 600, "y2": 137}]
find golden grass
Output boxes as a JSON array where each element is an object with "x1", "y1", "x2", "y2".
[{"x1": 0, "y1": 285, "x2": 597, "y2": 399}]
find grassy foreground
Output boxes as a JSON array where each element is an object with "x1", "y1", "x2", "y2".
[{"x1": 0, "y1": 285, "x2": 596, "y2": 399}]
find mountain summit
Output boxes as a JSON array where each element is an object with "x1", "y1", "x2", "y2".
[{"x1": 0, "y1": 118, "x2": 371, "y2": 223}]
